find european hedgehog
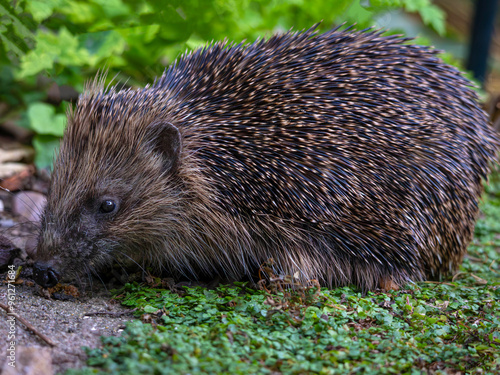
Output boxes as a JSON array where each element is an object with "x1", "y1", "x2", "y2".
[{"x1": 33, "y1": 26, "x2": 499, "y2": 291}]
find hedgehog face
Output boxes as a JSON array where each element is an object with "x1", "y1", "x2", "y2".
[{"x1": 33, "y1": 100, "x2": 184, "y2": 287}]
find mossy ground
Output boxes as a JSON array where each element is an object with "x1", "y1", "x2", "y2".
[{"x1": 65, "y1": 178, "x2": 500, "y2": 375}]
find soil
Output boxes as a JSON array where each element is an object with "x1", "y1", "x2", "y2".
[{"x1": 0, "y1": 207, "x2": 135, "y2": 375}]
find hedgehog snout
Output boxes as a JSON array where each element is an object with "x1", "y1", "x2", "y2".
[{"x1": 33, "y1": 261, "x2": 61, "y2": 288}]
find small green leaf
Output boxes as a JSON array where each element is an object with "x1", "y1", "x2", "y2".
[
  {"x1": 27, "y1": 102, "x2": 66, "y2": 136},
  {"x1": 25, "y1": 0, "x2": 65, "y2": 22},
  {"x1": 142, "y1": 305, "x2": 159, "y2": 314},
  {"x1": 17, "y1": 27, "x2": 91, "y2": 78},
  {"x1": 32, "y1": 134, "x2": 60, "y2": 170}
]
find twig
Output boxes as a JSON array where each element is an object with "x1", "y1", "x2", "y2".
[
  {"x1": 422, "y1": 281, "x2": 474, "y2": 289},
  {"x1": 84, "y1": 307, "x2": 137, "y2": 317},
  {"x1": 489, "y1": 260, "x2": 498, "y2": 274},
  {"x1": 0, "y1": 302, "x2": 56, "y2": 347},
  {"x1": 422, "y1": 281, "x2": 457, "y2": 287},
  {"x1": 452, "y1": 272, "x2": 464, "y2": 282}
]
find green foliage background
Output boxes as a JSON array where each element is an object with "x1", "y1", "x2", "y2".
[{"x1": 0, "y1": 0, "x2": 446, "y2": 168}]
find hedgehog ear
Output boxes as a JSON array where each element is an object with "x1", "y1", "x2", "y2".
[{"x1": 148, "y1": 121, "x2": 182, "y2": 174}]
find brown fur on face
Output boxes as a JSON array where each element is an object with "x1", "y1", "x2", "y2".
[{"x1": 35, "y1": 26, "x2": 499, "y2": 290}]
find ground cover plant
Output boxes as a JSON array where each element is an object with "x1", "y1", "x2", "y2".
[{"x1": 64, "y1": 181, "x2": 500, "y2": 374}]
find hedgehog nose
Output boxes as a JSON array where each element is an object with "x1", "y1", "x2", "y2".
[{"x1": 33, "y1": 262, "x2": 60, "y2": 288}]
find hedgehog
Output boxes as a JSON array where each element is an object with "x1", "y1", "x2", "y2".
[{"x1": 32, "y1": 26, "x2": 499, "y2": 291}]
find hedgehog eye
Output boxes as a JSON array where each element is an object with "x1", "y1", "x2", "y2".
[{"x1": 99, "y1": 199, "x2": 117, "y2": 214}]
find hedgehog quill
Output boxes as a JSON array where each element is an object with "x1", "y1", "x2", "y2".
[{"x1": 33, "y1": 26, "x2": 499, "y2": 291}]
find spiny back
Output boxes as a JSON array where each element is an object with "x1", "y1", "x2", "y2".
[{"x1": 153, "y1": 28, "x2": 495, "y2": 225}]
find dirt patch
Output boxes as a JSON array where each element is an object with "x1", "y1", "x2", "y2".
[
  {"x1": 0, "y1": 204, "x2": 135, "y2": 375},
  {"x1": 0, "y1": 276, "x2": 134, "y2": 374}
]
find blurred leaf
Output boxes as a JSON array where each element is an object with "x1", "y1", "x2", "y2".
[
  {"x1": 25, "y1": 0, "x2": 65, "y2": 22},
  {"x1": 32, "y1": 134, "x2": 60, "y2": 170},
  {"x1": 81, "y1": 30, "x2": 126, "y2": 64},
  {"x1": 344, "y1": 1, "x2": 374, "y2": 27},
  {"x1": 18, "y1": 27, "x2": 91, "y2": 78},
  {"x1": 27, "y1": 102, "x2": 66, "y2": 136},
  {"x1": 0, "y1": 0, "x2": 36, "y2": 59},
  {"x1": 362, "y1": 0, "x2": 446, "y2": 35},
  {"x1": 363, "y1": 0, "x2": 403, "y2": 10},
  {"x1": 59, "y1": 1, "x2": 98, "y2": 24},
  {"x1": 401, "y1": 0, "x2": 446, "y2": 35},
  {"x1": 91, "y1": 0, "x2": 131, "y2": 19},
  {"x1": 418, "y1": 4, "x2": 446, "y2": 36}
]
